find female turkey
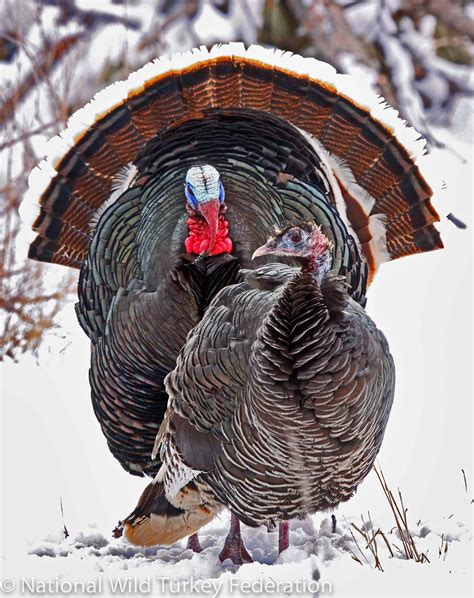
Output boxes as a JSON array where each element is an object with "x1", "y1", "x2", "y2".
[
  {"x1": 21, "y1": 44, "x2": 442, "y2": 554},
  {"x1": 123, "y1": 221, "x2": 395, "y2": 562}
]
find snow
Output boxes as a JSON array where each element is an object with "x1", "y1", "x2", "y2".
[
  {"x1": 193, "y1": 4, "x2": 236, "y2": 45},
  {"x1": 3, "y1": 511, "x2": 471, "y2": 597}
]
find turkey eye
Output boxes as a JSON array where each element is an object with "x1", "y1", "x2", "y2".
[{"x1": 288, "y1": 230, "x2": 302, "y2": 243}]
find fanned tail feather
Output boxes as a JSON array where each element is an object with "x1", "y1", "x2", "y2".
[
  {"x1": 21, "y1": 43, "x2": 442, "y2": 282},
  {"x1": 122, "y1": 480, "x2": 217, "y2": 547}
]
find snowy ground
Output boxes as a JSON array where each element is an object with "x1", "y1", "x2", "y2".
[{"x1": 3, "y1": 506, "x2": 472, "y2": 598}]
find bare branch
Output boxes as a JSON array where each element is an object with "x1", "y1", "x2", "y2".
[{"x1": 0, "y1": 32, "x2": 85, "y2": 126}]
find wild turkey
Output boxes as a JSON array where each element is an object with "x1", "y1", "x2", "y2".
[
  {"x1": 21, "y1": 43, "x2": 442, "y2": 555},
  {"x1": 127, "y1": 221, "x2": 395, "y2": 562}
]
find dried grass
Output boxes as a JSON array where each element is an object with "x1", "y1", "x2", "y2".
[
  {"x1": 374, "y1": 465, "x2": 429, "y2": 564},
  {"x1": 345, "y1": 465, "x2": 430, "y2": 571}
]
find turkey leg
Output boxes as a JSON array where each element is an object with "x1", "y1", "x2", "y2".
[
  {"x1": 278, "y1": 521, "x2": 289, "y2": 553},
  {"x1": 219, "y1": 513, "x2": 253, "y2": 564},
  {"x1": 187, "y1": 533, "x2": 203, "y2": 553}
]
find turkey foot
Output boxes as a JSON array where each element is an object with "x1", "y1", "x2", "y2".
[
  {"x1": 187, "y1": 533, "x2": 203, "y2": 553},
  {"x1": 278, "y1": 521, "x2": 289, "y2": 553},
  {"x1": 219, "y1": 513, "x2": 253, "y2": 564}
]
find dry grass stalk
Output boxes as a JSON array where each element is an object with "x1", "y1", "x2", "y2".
[
  {"x1": 438, "y1": 533, "x2": 449, "y2": 560},
  {"x1": 374, "y1": 465, "x2": 430, "y2": 564},
  {"x1": 349, "y1": 512, "x2": 394, "y2": 572},
  {"x1": 343, "y1": 515, "x2": 373, "y2": 568},
  {"x1": 344, "y1": 467, "x2": 431, "y2": 570}
]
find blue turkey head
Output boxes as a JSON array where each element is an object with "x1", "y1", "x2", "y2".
[{"x1": 185, "y1": 165, "x2": 225, "y2": 255}]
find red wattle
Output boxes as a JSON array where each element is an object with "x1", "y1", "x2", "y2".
[
  {"x1": 185, "y1": 213, "x2": 233, "y2": 256},
  {"x1": 184, "y1": 237, "x2": 194, "y2": 254}
]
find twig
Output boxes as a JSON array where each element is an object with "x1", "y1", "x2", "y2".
[
  {"x1": 60, "y1": 497, "x2": 70, "y2": 539},
  {"x1": 0, "y1": 119, "x2": 60, "y2": 152},
  {"x1": 0, "y1": 32, "x2": 85, "y2": 126},
  {"x1": 43, "y1": 0, "x2": 141, "y2": 31},
  {"x1": 351, "y1": 514, "x2": 384, "y2": 571},
  {"x1": 416, "y1": 0, "x2": 474, "y2": 41},
  {"x1": 343, "y1": 516, "x2": 373, "y2": 568}
]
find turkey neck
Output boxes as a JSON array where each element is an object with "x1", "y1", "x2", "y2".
[{"x1": 302, "y1": 246, "x2": 332, "y2": 286}]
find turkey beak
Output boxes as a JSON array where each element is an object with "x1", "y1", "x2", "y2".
[
  {"x1": 252, "y1": 239, "x2": 277, "y2": 259},
  {"x1": 199, "y1": 199, "x2": 220, "y2": 255}
]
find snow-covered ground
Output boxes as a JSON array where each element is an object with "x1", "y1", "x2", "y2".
[{"x1": 2, "y1": 508, "x2": 472, "y2": 597}]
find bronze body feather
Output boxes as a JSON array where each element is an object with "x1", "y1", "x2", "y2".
[{"x1": 160, "y1": 262, "x2": 395, "y2": 526}]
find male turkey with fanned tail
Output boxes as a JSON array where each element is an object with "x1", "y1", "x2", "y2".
[{"x1": 21, "y1": 44, "x2": 442, "y2": 564}]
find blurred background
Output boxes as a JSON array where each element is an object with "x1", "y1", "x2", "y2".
[{"x1": 0, "y1": 0, "x2": 472, "y2": 360}]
